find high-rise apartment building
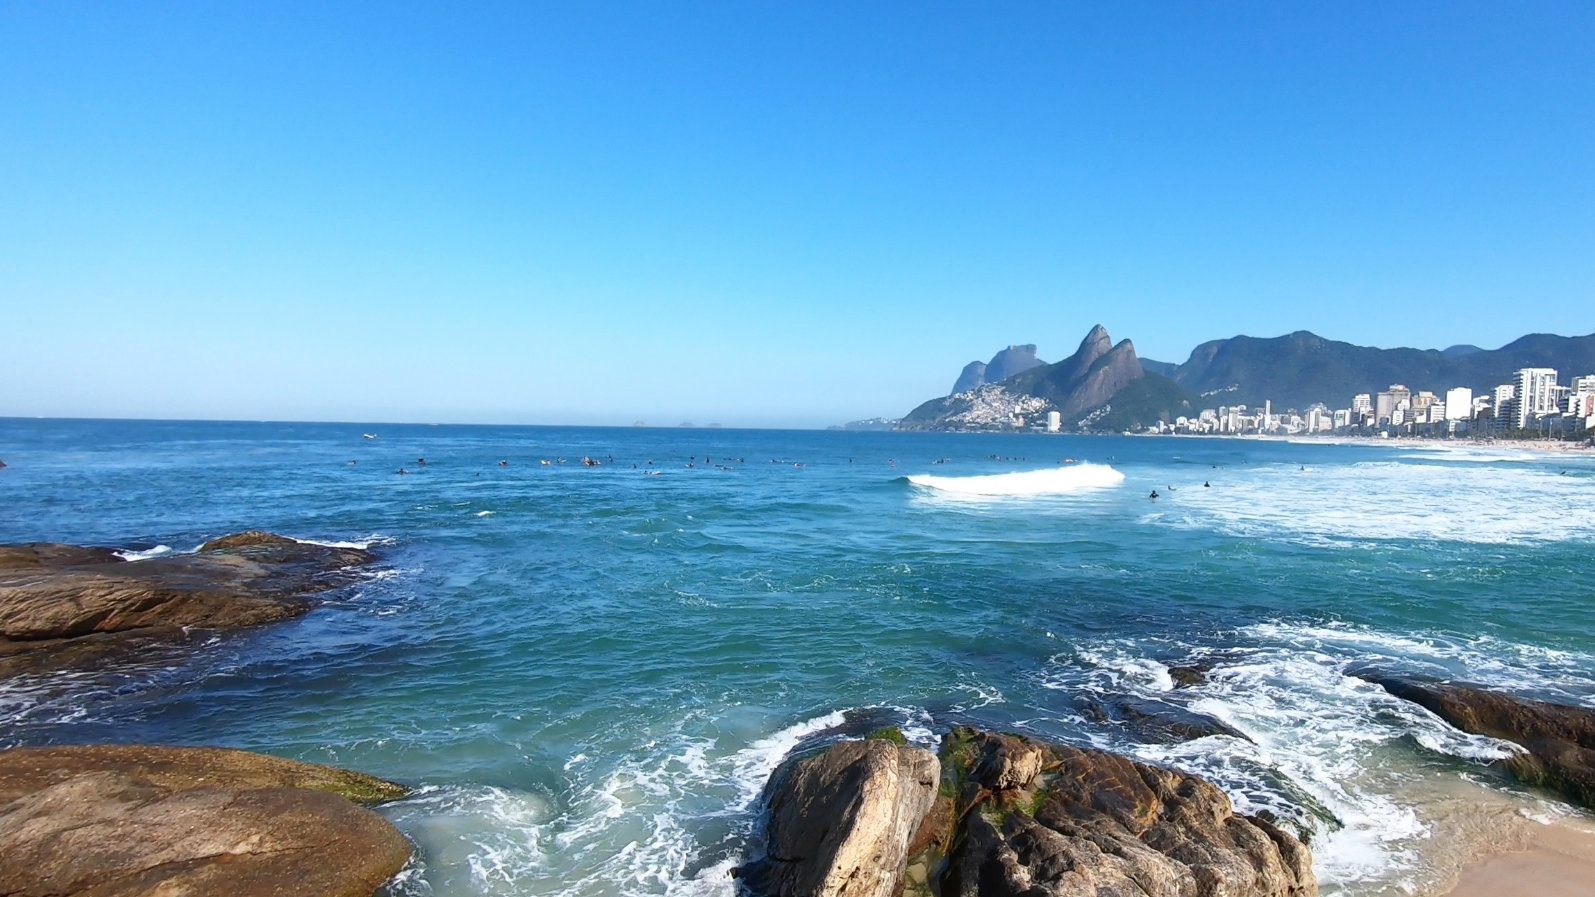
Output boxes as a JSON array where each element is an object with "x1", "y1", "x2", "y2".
[
  {"x1": 1375, "y1": 385, "x2": 1410, "y2": 425},
  {"x1": 1514, "y1": 368, "x2": 1559, "y2": 429},
  {"x1": 1444, "y1": 387, "x2": 1473, "y2": 421}
]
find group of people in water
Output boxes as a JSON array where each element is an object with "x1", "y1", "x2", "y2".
[{"x1": 1150, "y1": 481, "x2": 1213, "y2": 500}]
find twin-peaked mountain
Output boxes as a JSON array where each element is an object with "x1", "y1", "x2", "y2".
[{"x1": 897, "y1": 325, "x2": 1196, "y2": 431}]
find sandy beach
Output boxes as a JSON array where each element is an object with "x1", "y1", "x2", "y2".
[{"x1": 1444, "y1": 818, "x2": 1595, "y2": 897}]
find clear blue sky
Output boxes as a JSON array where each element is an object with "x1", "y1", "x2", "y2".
[{"x1": 3, "y1": 2, "x2": 1592, "y2": 427}]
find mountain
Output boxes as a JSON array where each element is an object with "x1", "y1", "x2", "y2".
[
  {"x1": 950, "y1": 361, "x2": 986, "y2": 395},
  {"x1": 899, "y1": 325, "x2": 1197, "y2": 431},
  {"x1": 828, "y1": 418, "x2": 899, "y2": 431},
  {"x1": 1160, "y1": 331, "x2": 1595, "y2": 411},
  {"x1": 1138, "y1": 358, "x2": 1179, "y2": 378},
  {"x1": 947, "y1": 344, "x2": 1046, "y2": 395}
]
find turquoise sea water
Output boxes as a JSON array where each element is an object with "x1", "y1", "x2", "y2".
[{"x1": 3, "y1": 420, "x2": 1595, "y2": 896}]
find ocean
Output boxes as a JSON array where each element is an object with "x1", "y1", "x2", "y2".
[{"x1": 2, "y1": 419, "x2": 1594, "y2": 896}]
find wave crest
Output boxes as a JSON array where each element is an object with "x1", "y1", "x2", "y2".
[{"x1": 906, "y1": 463, "x2": 1124, "y2": 496}]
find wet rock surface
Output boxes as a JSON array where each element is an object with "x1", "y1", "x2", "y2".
[
  {"x1": 743, "y1": 726, "x2": 1316, "y2": 897},
  {"x1": 0, "y1": 744, "x2": 411, "y2": 897},
  {"x1": 1075, "y1": 694, "x2": 1252, "y2": 744},
  {"x1": 738, "y1": 737, "x2": 941, "y2": 897},
  {"x1": 0, "y1": 531, "x2": 378, "y2": 675},
  {"x1": 1360, "y1": 670, "x2": 1595, "y2": 809}
]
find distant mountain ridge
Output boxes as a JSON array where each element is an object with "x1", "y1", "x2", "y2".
[
  {"x1": 949, "y1": 344, "x2": 1047, "y2": 394},
  {"x1": 899, "y1": 325, "x2": 1195, "y2": 431},
  {"x1": 1146, "y1": 331, "x2": 1595, "y2": 410},
  {"x1": 894, "y1": 328, "x2": 1594, "y2": 434}
]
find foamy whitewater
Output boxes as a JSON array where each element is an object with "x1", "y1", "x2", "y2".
[
  {"x1": 907, "y1": 462, "x2": 1125, "y2": 496},
  {"x1": 2, "y1": 420, "x2": 1593, "y2": 897}
]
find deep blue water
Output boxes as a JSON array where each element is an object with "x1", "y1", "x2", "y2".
[{"x1": 2, "y1": 419, "x2": 1594, "y2": 896}]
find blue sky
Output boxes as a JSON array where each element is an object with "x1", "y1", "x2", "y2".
[{"x1": 3, "y1": 2, "x2": 1592, "y2": 427}]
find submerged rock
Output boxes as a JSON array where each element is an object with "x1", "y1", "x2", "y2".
[
  {"x1": 738, "y1": 737, "x2": 941, "y2": 897},
  {"x1": 1075, "y1": 694, "x2": 1252, "y2": 744},
  {"x1": 0, "y1": 532, "x2": 378, "y2": 675},
  {"x1": 0, "y1": 744, "x2": 411, "y2": 897},
  {"x1": 1361, "y1": 671, "x2": 1595, "y2": 810}
]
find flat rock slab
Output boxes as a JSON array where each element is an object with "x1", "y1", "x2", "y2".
[
  {"x1": 1360, "y1": 671, "x2": 1595, "y2": 810},
  {"x1": 0, "y1": 531, "x2": 378, "y2": 675},
  {"x1": 0, "y1": 744, "x2": 411, "y2": 897}
]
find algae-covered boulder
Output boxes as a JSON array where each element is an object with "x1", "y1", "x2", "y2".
[
  {"x1": 937, "y1": 726, "x2": 1316, "y2": 897},
  {"x1": 739, "y1": 737, "x2": 941, "y2": 897},
  {"x1": 0, "y1": 744, "x2": 411, "y2": 897}
]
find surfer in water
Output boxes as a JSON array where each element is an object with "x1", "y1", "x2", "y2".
[
  {"x1": 1149, "y1": 489, "x2": 1159, "y2": 500},
  {"x1": 1204, "y1": 481, "x2": 1211, "y2": 487}
]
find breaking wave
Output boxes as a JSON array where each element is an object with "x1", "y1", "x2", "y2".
[
  {"x1": 1039, "y1": 622, "x2": 1595, "y2": 894},
  {"x1": 906, "y1": 463, "x2": 1124, "y2": 496}
]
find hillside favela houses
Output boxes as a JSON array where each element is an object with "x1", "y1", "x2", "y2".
[{"x1": 893, "y1": 326, "x2": 1595, "y2": 440}]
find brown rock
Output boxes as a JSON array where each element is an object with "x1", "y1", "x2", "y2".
[
  {"x1": 941, "y1": 728, "x2": 1316, "y2": 897},
  {"x1": 1363, "y1": 672, "x2": 1595, "y2": 809},
  {"x1": 968, "y1": 731, "x2": 1045, "y2": 791},
  {"x1": 0, "y1": 744, "x2": 411, "y2": 897},
  {"x1": 0, "y1": 532, "x2": 378, "y2": 674},
  {"x1": 0, "y1": 543, "x2": 125, "y2": 569},
  {"x1": 739, "y1": 738, "x2": 941, "y2": 897}
]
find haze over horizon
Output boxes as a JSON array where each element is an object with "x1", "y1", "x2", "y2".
[{"x1": 3, "y1": 2, "x2": 1592, "y2": 428}]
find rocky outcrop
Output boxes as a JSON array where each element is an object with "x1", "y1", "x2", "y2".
[
  {"x1": 0, "y1": 744, "x2": 411, "y2": 897},
  {"x1": 939, "y1": 728, "x2": 1316, "y2": 897},
  {"x1": 0, "y1": 532, "x2": 378, "y2": 675},
  {"x1": 1056, "y1": 339, "x2": 1145, "y2": 419},
  {"x1": 985, "y1": 345, "x2": 1046, "y2": 384},
  {"x1": 738, "y1": 736, "x2": 941, "y2": 897},
  {"x1": 902, "y1": 325, "x2": 1176, "y2": 431},
  {"x1": 1044, "y1": 325, "x2": 1114, "y2": 392},
  {"x1": 744, "y1": 726, "x2": 1316, "y2": 897},
  {"x1": 952, "y1": 361, "x2": 988, "y2": 395},
  {"x1": 948, "y1": 346, "x2": 1048, "y2": 396},
  {"x1": 1361, "y1": 672, "x2": 1595, "y2": 809}
]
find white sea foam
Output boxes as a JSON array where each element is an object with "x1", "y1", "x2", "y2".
[
  {"x1": 1041, "y1": 622, "x2": 1595, "y2": 894},
  {"x1": 906, "y1": 463, "x2": 1124, "y2": 496},
  {"x1": 114, "y1": 545, "x2": 172, "y2": 561},
  {"x1": 381, "y1": 710, "x2": 857, "y2": 897},
  {"x1": 1151, "y1": 458, "x2": 1595, "y2": 545},
  {"x1": 293, "y1": 535, "x2": 394, "y2": 549}
]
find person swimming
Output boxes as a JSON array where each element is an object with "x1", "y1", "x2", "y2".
[
  {"x1": 1149, "y1": 489, "x2": 1159, "y2": 499},
  {"x1": 398, "y1": 468, "x2": 408, "y2": 475},
  {"x1": 1204, "y1": 481, "x2": 1211, "y2": 487},
  {"x1": 499, "y1": 460, "x2": 508, "y2": 467}
]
